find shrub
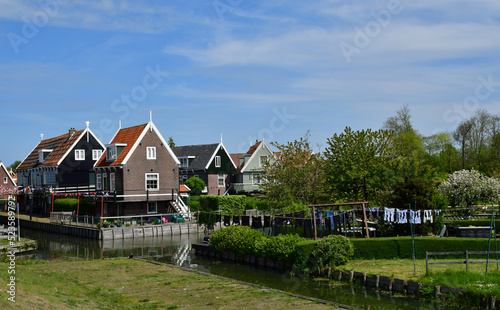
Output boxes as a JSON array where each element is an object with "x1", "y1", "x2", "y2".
[
  {"x1": 209, "y1": 226, "x2": 267, "y2": 257},
  {"x1": 53, "y1": 198, "x2": 95, "y2": 215},
  {"x1": 293, "y1": 240, "x2": 318, "y2": 265},
  {"x1": 184, "y1": 177, "x2": 205, "y2": 195},
  {"x1": 256, "y1": 234, "x2": 305, "y2": 264},
  {"x1": 351, "y1": 237, "x2": 495, "y2": 260},
  {"x1": 310, "y1": 235, "x2": 354, "y2": 268},
  {"x1": 199, "y1": 195, "x2": 246, "y2": 215}
]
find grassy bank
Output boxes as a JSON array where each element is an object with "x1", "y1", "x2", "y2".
[
  {"x1": 0, "y1": 258, "x2": 337, "y2": 309},
  {"x1": 343, "y1": 259, "x2": 500, "y2": 297}
]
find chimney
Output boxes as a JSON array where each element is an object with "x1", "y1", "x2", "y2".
[{"x1": 69, "y1": 128, "x2": 76, "y2": 138}]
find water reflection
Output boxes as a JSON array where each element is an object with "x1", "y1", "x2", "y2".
[{"x1": 20, "y1": 229, "x2": 460, "y2": 310}]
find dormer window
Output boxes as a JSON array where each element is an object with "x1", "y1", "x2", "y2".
[
  {"x1": 38, "y1": 149, "x2": 53, "y2": 163},
  {"x1": 215, "y1": 156, "x2": 221, "y2": 168},
  {"x1": 107, "y1": 146, "x2": 117, "y2": 161},
  {"x1": 178, "y1": 156, "x2": 194, "y2": 169},
  {"x1": 105, "y1": 143, "x2": 127, "y2": 162}
]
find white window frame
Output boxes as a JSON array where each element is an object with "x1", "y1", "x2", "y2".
[
  {"x1": 145, "y1": 173, "x2": 159, "y2": 191},
  {"x1": 75, "y1": 149, "x2": 85, "y2": 161},
  {"x1": 218, "y1": 173, "x2": 225, "y2": 187},
  {"x1": 260, "y1": 155, "x2": 268, "y2": 167},
  {"x1": 147, "y1": 201, "x2": 158, "y2": 214},
  {"x1": 3, "y1": 177, "x2": 7, "y2": 184},
  {"x1": 92, "y1": 149, "x2": 103, "y2": 160},
  {"x1": 110, "y1": 172, "x2": 115, "y2": 191},
  {"x1": 106, "y1": 146, "x2": 117, "y2": 161},
  {"x1": 102, "y1": 173, "x2": 108, "y2": 190},
  {"x1": 147, "y1": 147, "x2": 156, "y2": 160},
  {"x1": 252, "y1": 173, "x2": 261, "y2": 185},
  {"x1": 180, "y1": 158, "x2": 189, "y2": 168},
  {"x1": 215, "y1": 156, "x2": 221, "y2": 168},
  {"x1": 96, "y1": 173, "x2": 102, "y2": 190}
]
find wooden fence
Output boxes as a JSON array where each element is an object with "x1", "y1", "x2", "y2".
[{"x1": 426, "y1": 250, "x2": 500, "y2": 274}]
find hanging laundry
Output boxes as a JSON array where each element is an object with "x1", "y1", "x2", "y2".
[
  {"x1": 252, "y1": 216, "x2": 262, "y2": 228},
  {"x1": 423, "y1": 210, "x2": 433, "y2": 223},
  {"x1": 384, "y1": 208, "x2": 395, "y2": 223},
  {"x1": 216, "y1": 214, "x2": 222, "y2": 223},
  {"x1": 409, "y1": 210, "x2": 415, "y2": 224},
  {"x1": 415, "y1": 210, "x2": 421, "y2": 224},
  {"x1": 325, "y1": 211, "x2": 334, "y2": 229},
  {"x1": 224, "y1": 215, "x2": 231, "y2": 226},
  {"x1": 397, "y1": 209, "x2": 407, "y2": 224},
  {"x1": 264, "y1": 215, "x2": 271, "y2": 227},
  {"x1": 233, "y1": 215, "x2": 240, "y2": 225},
  {"x1": 242, "y1": 216, "x2": 250, "y2": 226}
]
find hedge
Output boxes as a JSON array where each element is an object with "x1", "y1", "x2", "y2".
[
  {"x1": 447, "y1": 220, "x2": 500, "y2": 228},
  {"x1": 199, "y1": 195, "x2": 246, "y2": 215},
  {"x1": 53, "y1": 198, "x2": 95, "y2": 215},
  {"x1": 351, "y1": 237, "x2": 497, "y2": 260},
  {"x1": 294, "y1": 237, "x2": 499, "y2": 261}
]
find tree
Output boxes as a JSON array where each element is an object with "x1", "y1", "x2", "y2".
[
  {"x1": 469, "y1": 109, "x2": 491, "y2": 171},
  {"x1": 261, "y1": 131, "x2": 326, "y2": 210},
  {"x1": 438, "y1": 169, "x2": 500, "y2": 208},
  {"x1": 184, "y1": 177, "x2": 205, "y2": 196},
  {"x1": 8, "y1": 160, "x2": 21, "y2": 172},
  {"x1": 324, "y1": 127, "x2": 394, "y2": 202},
  {"x1": 168, "y1": 136, "x2": 175, "y2": 148},
  {"x1": 453, "y1": 119, "x2": 474, "y2": 169},
  {"x1": 383, "y1": 104, "x2": 425, "y2": 158}
]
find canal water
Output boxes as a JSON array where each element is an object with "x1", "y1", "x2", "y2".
[{"x1": 20, "y1": 229, "x2": 461, "y2": 310}]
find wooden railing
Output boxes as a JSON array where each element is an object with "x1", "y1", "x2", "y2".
[{"x1": 426, "y1": 250, "x2": 500, "y2": 274}]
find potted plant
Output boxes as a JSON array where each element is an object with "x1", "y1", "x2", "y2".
[
  {"x1": 102, "y1": 220, "x2": 111, "y2": 228},
  {"x1": 131, "y1": 218, "x2": 137, "y2": 225},
  {"x1": 115, "y1": 219, "x2": 122, "y2": 227}
]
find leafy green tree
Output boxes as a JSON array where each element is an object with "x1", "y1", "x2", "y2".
[
  {"x1": 324, "y1": 127, "x2": 394, "y2": 202},
  {"x1": 8, "y1": 160, "x2": 21, "y2": 172},
  {"x1": 383, "y1": 104, "x2": 425, "y2": 158},
  {"x1": 184, "y1": 176, "x2": 205, "y2": 196},
  {"x1": 168, "y1": 136, "x2": 175, "y2": 148},
  {"x1": 261, "y1": 131, "x2": 326, "y2": 211}
]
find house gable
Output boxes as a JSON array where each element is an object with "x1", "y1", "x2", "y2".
[
  {"x1": 0, "y1": 162, "x2": 16, "y2": 187},
  {"x1": 240, "y1": 139, "x2": 274, "y2": 173},
  {"x1": 205, "y1": 143, "x2": 237, "y2": 174}
]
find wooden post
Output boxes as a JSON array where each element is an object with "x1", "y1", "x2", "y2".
[
  {"x1": 77, "y1": 193, "x2": 80, "y2": 216},
  {"x1": 312, "y1": 206, "x2": 318, "y2": 240},
  {"x1": 426, "y1": 252, "x2": 429, "y2": 274},
  {"x1": 362, "y1": 203, "x2": 370, "y2": 238},
  {"x1": 51, "y1": 193, "x2": 55, "y2": 213},
  {"x1": 100, "y1": 195, "x2": 104, "y2": 228},
  {"x1": 466, "y1": 250, "x2": 469, "y2": 271}
]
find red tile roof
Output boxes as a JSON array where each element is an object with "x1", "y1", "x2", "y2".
[
  {"x1": 247, "y1": 141, "x2": 261, "y2": 155},
  {"x1": 42, "y1": 129, "x2": 85, "y2": 166},
  {"x1": 179, "y1": 184, "x2": 190, "y2": 193},
  {"x1": 95, "y1": 124, "x2": 147, "y2": 167},
  {"x1": 17, "y1": 130, "x2": 84, "y2": 170}
]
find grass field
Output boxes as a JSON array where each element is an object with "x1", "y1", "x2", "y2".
[
  {"x1": 0, "y1": 258, "x2": 338, "y2": 309},
  {"x1": 343, "y1": 258, "x2": 500, "y2": 296}
]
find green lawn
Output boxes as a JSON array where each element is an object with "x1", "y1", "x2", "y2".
[
  {"x1": 343, "y1": 258, "x2": 500, "y2": 296},
  {"x1": 0, "y1": 258, "x2": 338, "y2": 309}
]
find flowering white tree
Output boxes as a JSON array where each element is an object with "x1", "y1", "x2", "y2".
[{"x1": 438, "y1": 169, "x2": 500, "y2": 207}]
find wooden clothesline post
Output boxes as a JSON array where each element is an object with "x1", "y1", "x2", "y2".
[{"x1": 310, "y1": 202, "x2": 371, "y2": 240}]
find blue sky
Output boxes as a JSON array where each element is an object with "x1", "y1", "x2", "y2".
[{"x1": 1, "y1": 0, "x2": 500, "y2": 167}]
